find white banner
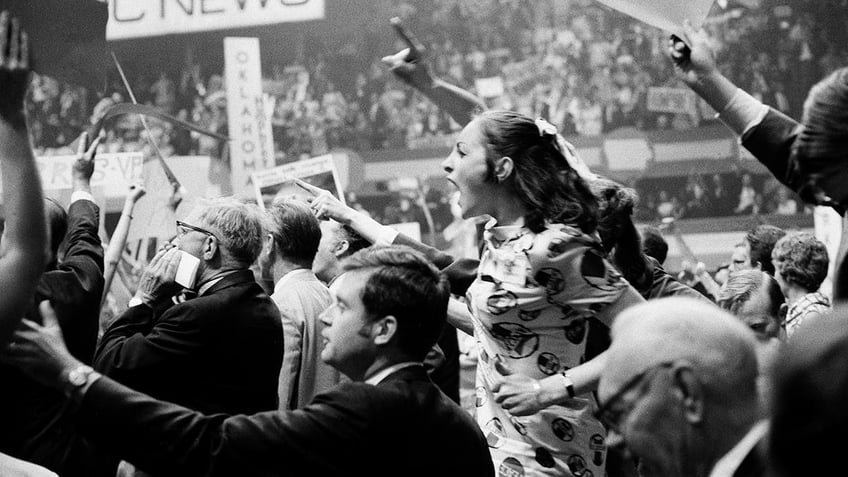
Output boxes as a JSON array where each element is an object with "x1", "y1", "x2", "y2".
[
  {"x1": 225, "y1": 37, "x2": 276, "y2": 194},
  {"x1": 128, "y1": 156, "x2": 214, "y2": 245},
  {"x1": 107, "y1": 0, "x2": 325, "y2": 40},
  {"x1": 27, "y1": 152, "x2": 143, "y2": 198},
  {"x1": 594, "y1": 0, "x2": 715, "y2": 36},
  {"x1": 252, "y1": 154, "x2": 344, "y2": 210}
]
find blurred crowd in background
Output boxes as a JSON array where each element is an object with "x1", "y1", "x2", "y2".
[{"x1": 24, "y1": 0, "x2": 841, "y2": 232}]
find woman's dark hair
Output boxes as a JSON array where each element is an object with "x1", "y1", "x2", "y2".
[
  {"x1": 476, "y1": 110, "x2": 598, "y2": 234},
  {"x1": 588, "y1": 176, "x2": 649, "y2": 290}
]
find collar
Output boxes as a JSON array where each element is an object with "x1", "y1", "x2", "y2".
[
  {"x1": 708, "y1": 420, "x2": 769, "y2": 477},
  {"x1": 273, "y1": 268, "x2": 315, "y2": 295},
  {"x1": 787, "y1": 291, "x2": 830, "y2": 320},
  {"x1": 483, "y1": 216, "x2": 525, "y2": 240},
  {"x1": 364, "y1": 362, "x2": 422, "y2": 386},
  {"x1": 197, "y1": 270, "x2": 240, "y2": 296}
]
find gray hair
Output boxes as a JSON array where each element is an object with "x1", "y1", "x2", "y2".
[{"x1": 196, "y1": 197, "x2": 267, "y2": 266}]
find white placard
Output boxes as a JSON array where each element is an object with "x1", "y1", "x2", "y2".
[
  {"x1": 127, "y1": 156, "x2": 213, "y2": 245},
  {"x1": 9, "y1": 152, "x2": 144, "y2": 198},
  {"x1": 594, "y1": 0, "x2": 716, "y2": 37},
  {"x1": 107, "y1": 0, "x2": 325, "y2": 40},
  {"x1": 475, "y1": 76, "x2": 505, "y2": 99},
  {"x1": 251, "y1": 154, "x2": 345, "y2": 210},
  {"x1": 225, "y1": 37, "x2": 276, "y2": 194}
]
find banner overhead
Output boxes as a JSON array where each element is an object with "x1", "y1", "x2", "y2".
[{"x1": 107, "y1": 0, "x2": 325, "y2": 40}]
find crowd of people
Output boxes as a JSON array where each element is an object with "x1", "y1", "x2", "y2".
[
  {"x1": 26, "y1": 0, "x2": 848, "y2": 160},
  {"x1": 1, "y1": 2, "x2": 848, "y2": 477}
]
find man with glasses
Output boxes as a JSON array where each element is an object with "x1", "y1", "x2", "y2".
[
  {"x1": 93, "y1": 197, "x2": 283, "y2": 420},
  {"x1": 597, "y1": 297, "x2": 767, "y2": 477}
]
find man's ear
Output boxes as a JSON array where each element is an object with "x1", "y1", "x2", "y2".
[
  {"x1": 372, "y1": 315, "x2": 398, "y2": 346},
  {"x1": 202, "y1": 235, "x2": 218, "y2": 261},
  {"x1": 493, "y1": 156, "x2": 515, "y2": 183},
  {"x1": 334, "y1": 239, "x2": 350, "y2": 258},
  {"x1": 672, "y1": 365, "x2": 704, "y2": 425}
]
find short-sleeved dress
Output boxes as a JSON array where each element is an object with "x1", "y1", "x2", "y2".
[{"x1": 467, "y1": 219, "x2": 636, "y2": 477}]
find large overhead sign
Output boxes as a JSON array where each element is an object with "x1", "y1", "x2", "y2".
[{"x1": 106, "y1": 0, "x2": 325, "y2": 40}]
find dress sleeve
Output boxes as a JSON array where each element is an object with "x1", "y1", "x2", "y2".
[{"x1": 526, "y1": 226, "x2": 642, "y2": 327}]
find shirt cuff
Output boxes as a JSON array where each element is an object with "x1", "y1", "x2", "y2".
[
  {"x1": 374, "y1": 225, "x2": 400, "y2": 247},
  {"x1": 70, "y1": 191, "x2": 96, "y2": 204},
  {"x1": 716, "y1": 88, "x2": 769, "y2": 137}
]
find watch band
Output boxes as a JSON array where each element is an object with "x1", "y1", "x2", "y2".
[
  {"x1": 63, "y1": 365, "x2": 101, "y2": 399},
  {"x1": 561, "y1": 371, "x2": 575, "y2": 398}
]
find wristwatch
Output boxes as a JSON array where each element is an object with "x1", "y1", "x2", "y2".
[{"x1": 63, "y1": 365, "x2": 100, "y2": 399}]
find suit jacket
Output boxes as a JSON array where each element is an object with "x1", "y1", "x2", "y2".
[
  {"x1": 37, "y1": 198, "x2": 105, "y2": 363},
  {"x1": 734, "y1": 443, "x2": 767, "y2": 477},
  {"x1": 271, "y1": 268, "x2": 339, "y2": 410},
  {"x1": 740, "y1": 108, "x2": 848, "y2": 300},
  {"x1": 94, "y1": 269, "x2": 284, "y2": 415},
  {"x1": 0, "y1": 198, "x2": 105, "y2": 476},
  {"x1": 77, "y1": 365, "x2": 495, "y2": 477}
]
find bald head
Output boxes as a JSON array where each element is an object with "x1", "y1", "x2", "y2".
[{"x1": 602, "y1": 297, "x2": 759, "y2": 406}]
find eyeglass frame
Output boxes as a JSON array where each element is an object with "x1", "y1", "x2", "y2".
[
  {"x1": 594, "y1": 361, "x2": 681, "y2": 434},
  {"x1": 176, "y1": 220, "x2": 218, "y2": 241}
]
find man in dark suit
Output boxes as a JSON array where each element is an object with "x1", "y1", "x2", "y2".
[
  {"x1": 93, "y1": 197, "x2": 283, "y2": 416},
  {"x1": 8, "y1": 246, "x2": 495, "y2": 477},
  {"x1": 597, "y1": 298, "x2": 766, "y2": 477}
]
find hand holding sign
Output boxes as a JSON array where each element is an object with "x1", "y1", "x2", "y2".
[{"x1": 668, "y1": 21, "x2": 719, "y2": 88}]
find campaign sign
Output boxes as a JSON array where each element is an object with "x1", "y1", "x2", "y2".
[{"x1": 252, "y1": 154, "x2": 345, "y2": 210}]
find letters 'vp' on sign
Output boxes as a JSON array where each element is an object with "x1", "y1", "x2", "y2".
[{"x1": 107, "y1": 0, "x2": 325, "y2": 40}]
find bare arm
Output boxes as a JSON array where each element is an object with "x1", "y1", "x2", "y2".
[
  {"x1": 447, "y1": 297, "x2": 474, "y2": 336},
  {"x1": 102, "y1": 183, "x2": 146, "y2": 308},
  {"x1": 0, "y1": 12, "x2": 46, "y2": 345}
]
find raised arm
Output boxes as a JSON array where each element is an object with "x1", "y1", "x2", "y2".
[
  {"x1": 381, "y1": 46, "x2": 486, "y2": 126},
  {"x1": 0, "y1": 12, "x2": 46, "y2": 345},
  {"x1": 669, "y1": 22, "x2": 803, "y2": 193},
  {"x1": 102, "y1": 183, "x2": 146, "y2": 309}
]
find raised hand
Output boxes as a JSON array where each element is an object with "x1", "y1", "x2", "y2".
[
  {"x1": 0, "y1": 11, "x2": 30, "y2": 124},
  {"x1": 127, "y1": 183, "x2": 147, "y2": 204},
  {"x1": 73, "y1": 131, "x2": 102, "y2": 186},
  {"x1": 669, "y1": 20, "x2": 718, "y2": 87},
  {"x1": 381, "y1": 19, "x2": 434, "y2": 89},
  {"x1": 294, "y1": 178, "x2": 356, "y2": 225}
]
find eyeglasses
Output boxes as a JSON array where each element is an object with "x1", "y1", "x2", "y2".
[
  {"x1": 176, "y1": 220, "x2": 218, "y2": 240},
  {"x1": 595, "y1": 361, "x2": 677, "y2": 434}
]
